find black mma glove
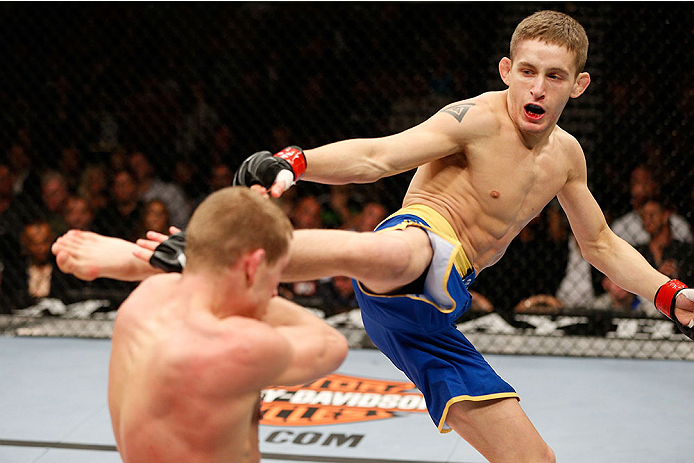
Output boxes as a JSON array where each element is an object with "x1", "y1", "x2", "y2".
[
  {"x1": 150, "y1": 231, "x2": 187, "y2": 273},
  {"x1": 232, "y1": 146, "x2": 306, "y2": 190},
  {"x1": 654, "y1": 279, "x2": 694, "y2": 340}
]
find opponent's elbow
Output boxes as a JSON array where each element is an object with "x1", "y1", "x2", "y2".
[{"x1": 324, "y1": 328, "x2": 349, "y2": 372}]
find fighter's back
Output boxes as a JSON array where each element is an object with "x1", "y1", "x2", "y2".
[{"x1": 108, "y1": 273, "x2": 284, "y2": 463}]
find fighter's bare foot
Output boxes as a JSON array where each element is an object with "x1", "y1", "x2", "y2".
[{"x1": 52, "y1": 230, "x2": 160, "y2": 282}]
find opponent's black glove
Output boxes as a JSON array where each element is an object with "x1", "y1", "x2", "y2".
[
  {"x1": 150, "y1": 232, "x2": 187, "y2": 273},
  {"x1": 654, "y1": 279, "x2": 694, "y2": 340},
  {"x1": 232, "y1": 146, "x2": 306, "y2": 190}
]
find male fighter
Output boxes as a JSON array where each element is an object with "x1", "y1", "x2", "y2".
[
  {"x1": 229, "y1": 10, "x2": 694, "y2": 462},
  {"x1": 105, "y1": 187, "x2": 347, "y2": 462}
]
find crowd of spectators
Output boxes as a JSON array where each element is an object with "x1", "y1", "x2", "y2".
[{"x1": 0, "y1": 4, "x2": 691, "y2": 328}]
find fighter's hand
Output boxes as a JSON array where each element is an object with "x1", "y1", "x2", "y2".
[
  {"x1": 673, "y1": 289, "x2": 694, "y2": 328},
  {"x1": 655, "y1": 280, "x2": 694, "y2": 340},
  {"x1": 134, "y1": 227, "x2": 182, "y2": 263},
  {"x1": 142, "y1": 229, "x2": 187, "y2": 273},
  {"x1": 232, "y1": 146, "x2": 306, "y2": 198}
]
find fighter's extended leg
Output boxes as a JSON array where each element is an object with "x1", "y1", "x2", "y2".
[
  {"x1": 52, "y1": 230, "x2": 161, "y2": 282},
  {"x1": 446, "y1": 398, "x2": 555, "y2": 463},
  {"x1": 284, "y1": 227, "x2": 433, "y2": 294}
]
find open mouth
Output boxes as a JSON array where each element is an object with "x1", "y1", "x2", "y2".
[{"x1": 524, "y1": 104, "x2": 545, "y2": 120}]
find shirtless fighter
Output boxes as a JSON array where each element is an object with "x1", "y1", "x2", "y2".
[
  {"x1": 53, "y1": 10, "x2": 694, "y2": 463},
  {"x1": 229, "y1": 10, "x2": 694, "y2": 462},
  {"x1": 103, "y1": 187, "x2": 347, "y2": 462}
]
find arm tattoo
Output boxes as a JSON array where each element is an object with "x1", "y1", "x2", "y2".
[{"x1": 440, "y1": 103, "x2": 475, "y2": 123}]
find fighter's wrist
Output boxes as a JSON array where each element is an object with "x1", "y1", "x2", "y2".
[
  {"x1": 654, "y1": 279, "x2": 688, "y2": 319},
  {"x1": 274, "y1": 146, "x2": 306, "y2": 180}
]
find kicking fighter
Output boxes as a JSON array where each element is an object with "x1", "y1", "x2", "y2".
[{"x1": 229, "y1": 10, "x2": 694, "y2": 462}]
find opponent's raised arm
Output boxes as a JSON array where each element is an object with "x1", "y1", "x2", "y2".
[
  {"x1": 262, "y1": 297, "x2": 348, "y2": 386},
  {"x1": 233, "y1": 99, "x2": 494, "y2": 197}
]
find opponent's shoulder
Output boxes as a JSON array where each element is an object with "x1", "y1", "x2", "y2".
[{"x1": 212, "y1": 317, "x2": 292, "y2": 390}]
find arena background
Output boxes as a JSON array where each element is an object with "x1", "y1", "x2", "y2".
[{"x1": 0, "y1": 3, "x2": 692, "y2": 359}]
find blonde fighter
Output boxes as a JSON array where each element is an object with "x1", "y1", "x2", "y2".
[
  {"x1": 230, "y1": 10, "x2": 694, "y2": 463},
  {"x1": 54, "y1": 188, "x2": 348, "y2": 463}
]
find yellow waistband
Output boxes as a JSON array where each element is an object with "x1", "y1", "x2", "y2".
[{"x1": 379, "y1": 204, "x2": 473, "y2": 275}]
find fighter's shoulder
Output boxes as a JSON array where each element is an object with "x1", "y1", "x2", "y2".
[
  {"x1": 553, "y1": 125, "x2": 585, "y2": 159},
  {"x1": 434, "y1": 92, "x2": 503, "y2": 132}
]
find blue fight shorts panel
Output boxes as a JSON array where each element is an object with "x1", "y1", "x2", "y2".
[{"x1": 352, "y1": 204, "x2": 519, "y2": 433}]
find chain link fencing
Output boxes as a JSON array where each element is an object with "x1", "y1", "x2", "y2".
[{"x1": 0, "y1": 3, "x2": 692, "y2": 359}]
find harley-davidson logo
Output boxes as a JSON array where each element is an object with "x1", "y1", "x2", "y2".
[{"x1": 261, "y1": 373, "x2": 427, "y2": 426}]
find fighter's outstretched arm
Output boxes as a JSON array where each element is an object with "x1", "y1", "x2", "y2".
[
  {"x1": 557, "y1": 143, "x2": 694, "y2": 332},
  {"x1": 242, "y1": 99, "x2": 497, "y2": 198}
]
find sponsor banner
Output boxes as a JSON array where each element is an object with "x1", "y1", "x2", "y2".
[{"x1": 261, "y1": 373, "x2": 427, "y2": 426}]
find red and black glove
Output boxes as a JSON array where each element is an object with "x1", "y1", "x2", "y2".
[
  {"x1": 654, "y1": 279, "x2": 694, "y2": 340},
  {"x1": 232, "y1": 146, "x2": 306, "y2": 190}
]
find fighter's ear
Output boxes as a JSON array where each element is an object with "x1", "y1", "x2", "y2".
[
  {"x1": 243, "y1": 249, "x2": 266, "y2": 287},
  {"x1": 570, "y1": 72, "x2": 591, "y2": 98},
  {"x1": 499, "y1": 57, "x2": 512, "y2": 86}
]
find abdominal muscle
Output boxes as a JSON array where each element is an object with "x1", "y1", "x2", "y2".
[{"x1": 402, "y1": 154, "x2": 564, "y2": 273}]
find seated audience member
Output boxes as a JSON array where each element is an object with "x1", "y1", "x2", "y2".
[
  {"x1": 556, "y1": 235, "x2": 598, "y2": 308},
  {"x1": 63, "y1": 195, "x2": 95, "y2": 231},
  {"x1": 34, "y1": 170, "x2": 71, "y2": 237},
  {"x1": 138, "y1": 199, "x2": 171, "y2": 238},
  {"x1": 592, "y1": 275, "x2": 658, "y2": 317},
  {"x1": 0, "y1": 221, "x2": 75, "y2": 309},
  {"x1": 129, "y1": 151, "x2": 191, "y2": 228},
  {"x1": 611, "y1": 164, "x2": 692, "y2": 246},
  {"x1": 635, "y1": 196, "x2": 694, "y2": 286},
  {"x1": 78, "y1": 164, "x2": 110, "y2": 214},
  {"x1": 93, "y1": 169, "x2": 143, "y2": 242},
  {"x1": 350, "y1": 201, "x2": 388, "y2": 232}
]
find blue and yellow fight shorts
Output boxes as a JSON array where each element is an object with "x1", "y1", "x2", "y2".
[{"x1": 352, "y1": 204, "x2": 519, "y2": 433}]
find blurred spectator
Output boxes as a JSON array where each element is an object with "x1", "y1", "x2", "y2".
[
  {"x1": 173, "y1": 159, "x2": 204, "y2": 213},
  {"x1": 0, "y1": 163, "x2": 28, "y2": 245},
  {"x1": 556, "y1": 235, "x2": 597, "y2": 308},
  {"x1": 129, "y1": 151, "x2": 191, "y2": 228},
  {"x1": 78, "y1": 164, "x2": 110, "y2": 214},
  {"x1": 634, "y1": 196, "x2": 694, "y2": 286},
  {"x1": 611, "y1": 164, "x2": 692, "y2": 246},
  {"x1": 36, "y1": 170, "x2": 71, "y2": 237},
  {"x1": 209, "y1": 163, "x2": 233, "y2": 192},
  {"x1": 63, "y1": 195, "x2": 95, "y2": 231},
  {"x1": 93, "y1": 169, "x2": 143, "y2": 241},
  {"x1": 290, "y1": 195, "x2": 325, "y2": 229},
  {"x1": 0, "y1": 220, "x2": 75, "y2": 310},
  {"x1": 351, "y1": 201, "x2": 388, "y2": 232},
  {"x1": 322, "y1": 185, "x2": 357, "y2": 229},
  {"x1": 57, "y1": 146, "x2": 83, "y2": 192},
  {"x1": 591, "y1": 275, "x2": 657, "y2": 317},
  {"x1": 138, "y1": 199, "x2": 171, "y2": 237},
  {"x1": 7, "y1": 143, "x2": 41, "y2": 203},
  {"x1": 316, "y1": 275, "x2": 360, "y2": 317}
]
